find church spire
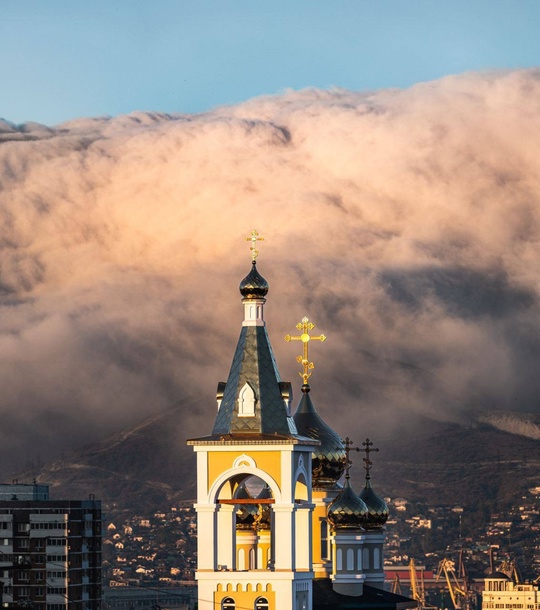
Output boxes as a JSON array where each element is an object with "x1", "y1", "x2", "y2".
[{"x1": 211, "y1": 231, "x2": 297, "y2": 437}]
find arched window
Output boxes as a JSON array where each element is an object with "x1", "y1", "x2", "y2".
[
  {"x1": 238, "y1": 383, "x2": 256, "y2": 416},
  {"x1": 255, "y1": 598, "x2": 269, "y2": 610},
  {"x1": 222, "y1": 598, "x2": 235, "y2": 610},
  {"x1": 357, "y1": 548, "x2": 362, "y2": 570},
  {"x1": 374, "y1": 548, "x2": 381, "y2": 569},
  {"x1": 363, "y1": 547, "x2": 370, "y2": 569},
  {"x1": 320, "y1": 520, "x2": 328, "y2": 559},
  {"x1": 336, "y1": 549, "x2": 343, "y2": 571},
  {"x1": 237, "y1": 548, "x2": 245, "y2": 571},
  {"x1": 347, "y1": 548, "x2": 354, "y2": 570}
]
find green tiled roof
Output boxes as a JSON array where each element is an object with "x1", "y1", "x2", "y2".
[{"x1": 212, "y1": 325, "x2": 298, "y2": 437}]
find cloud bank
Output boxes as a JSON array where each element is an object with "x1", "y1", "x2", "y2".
[{"x1": 2, "y1": 69, "x2": 540, "y2": 472}]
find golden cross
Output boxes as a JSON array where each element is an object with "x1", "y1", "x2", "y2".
[
  {"x1": 362, "y1": 438, "x2": 379, "y2": 480},
  {"x1": 285, "y1": 316, "x2": 327, "y2": 384},
  {"x1": 245, "y1": 229, "x2": 264, "y2": 261}
]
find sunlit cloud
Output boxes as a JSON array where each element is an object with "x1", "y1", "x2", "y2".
[{"x1": 1, "y1": 69, "x2": 540, "y2": 472}]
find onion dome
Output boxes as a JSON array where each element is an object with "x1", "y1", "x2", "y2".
[
  {"x1": 486, "y1": 571, "x2": 511, "y2": 580},
  {"x1": 327, "y1": 478, "x2": 368, "y2": 530},
  {"x1": 293, "y1": 385, "x2": 346, "y2": 488},
  {"x1": 239, "y1": 261, "x2": 268, "y2": 299},
  {"x1": 359, "y1": 479, "x2": 389, "y2": 529}
]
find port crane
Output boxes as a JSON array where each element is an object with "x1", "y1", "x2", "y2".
[{"x1": 436, "y1": 558, "x2": 469, "y2": 610}]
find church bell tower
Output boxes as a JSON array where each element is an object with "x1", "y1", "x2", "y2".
[{"x1": 188, "y1": 231, "x2": 319, "y2": 610}]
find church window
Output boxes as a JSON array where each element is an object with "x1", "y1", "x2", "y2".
[
  {"x1": 238, "y1": 383, "x2": 256, "y2": 416},
  {"x1": 357, "y1": 549, "x2": 362, "y2": 570},
  {"x1": 320, "y1": 520, "x2": 328, "y2": 559},
  {"x1": 255, "y1": 598, "x2": 269, "y2": 610},
  {"x1": 336, "y1": 549, "x2": 343, "y2": 571},
  {"x1": 347, "y1": 548, "x2": 354, "y2": 570},
  {"x1": 222, "y1": 598, "x2": 235, "y2": 610},
  {"x1": 238, "y1": 549, "x2": 245, "y2": 571},
  {"x1": 363, "y1": 548, "x2": 370, "y2": 569},
  {"x1": 374, "y1": 548, "x2": 381, "y2": 569}
]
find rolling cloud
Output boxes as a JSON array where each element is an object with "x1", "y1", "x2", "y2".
[{"x1": 1, "y1": 69, "x2": 540, "y2": 473}]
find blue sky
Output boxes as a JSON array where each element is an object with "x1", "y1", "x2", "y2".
[{"x1": 2, "y1": 0, "x2": 540, "y2": 125}]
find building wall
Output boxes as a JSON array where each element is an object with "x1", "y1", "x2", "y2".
[{"x1": 0, "y1": 500, "x2": 102, "y2": 610}]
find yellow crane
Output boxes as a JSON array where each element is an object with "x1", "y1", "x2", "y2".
[
  {"x1": 409, "y1": 558, "x2": 438, "y2": 609},
  {"x1": 436, "y1": 558, "x2": 468, "y2": 609}
]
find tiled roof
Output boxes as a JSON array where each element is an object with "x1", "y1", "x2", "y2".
[{"x1": 212, "y1": 325, "x2": 299, "y2": 437}]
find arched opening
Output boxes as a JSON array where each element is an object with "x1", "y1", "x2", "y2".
[
  {"x1": 255, "y1": 596, "x2": 269, "y2": 610},
  {"x1": 222, "y1": 598, "x2": 235, "y2": 610},
  {"x1": 347, "y1": 548, "x2": 354, "y2": 570},
  {"x1": 294, "y1": 471, "x2": 309, "y2": 502},
  {"x1": 233, "y1": 475, "x2": 274, "y2": 571}
]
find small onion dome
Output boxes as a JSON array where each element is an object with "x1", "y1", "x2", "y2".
[
  {"x1": 359, "y1": 479, "x2": 389, "y2": 529},
  {"x1": 327, "y1": 478, "x2": 368, "y2": 530},
  {"x1": 486, "y1": 571, "x2": 511, "y2": 580},
  {"x1": 239, "y1": 261, "x2": 269, "y2": 299},
  {"x1": 293, "y1": 385, "x2": 346, "y2": 488}
]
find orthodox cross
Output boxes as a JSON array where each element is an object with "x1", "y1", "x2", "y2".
[
  {"x1": 245, "y1": 229, "x2": 264, "y2": 261},
  {"x1": 285, "y1": 317, "x2": 327, "y2": 384},
  {"x1": 362, "y1": 438, "x2": 379, "y2": 480},
  {"x1": 342, "y1": 437, "x2": 361, "y2": 480}
]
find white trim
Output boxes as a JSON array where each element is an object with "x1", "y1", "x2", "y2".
[{"x1": 208, "y1": 467, "x2": 282, "y2": 504}]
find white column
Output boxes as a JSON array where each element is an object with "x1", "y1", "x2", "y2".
[
  {"x1": 216, "y1": 504, "x2": 236, "y2": 570},
  {"x1": 273, "y1": 504, "x2": 295, "y2": 570},
  {"x1": 194, "y1": 504, "x2": 216, "y2": 570},
  {"x1": 294, "y1": 506, "x2": 313, "y2": 571}
]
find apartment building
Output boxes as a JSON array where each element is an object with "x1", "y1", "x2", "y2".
[{"x1": 0, "y1": 483, "x2": 101, "y2": 610}]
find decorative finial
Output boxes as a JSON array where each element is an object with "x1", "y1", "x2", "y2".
[
  {"x1": 362, "y1": 438, "x2": 379, "y2": 480},
  {"x1": 342, "y1": 437, "x2": 361, "y2": 480},
  {"x1": 245, "y1": 229, "x2": 264, "y2": 262},
  {"x1": 285, "y1": 317, "x2": 327, "y2": 385}
]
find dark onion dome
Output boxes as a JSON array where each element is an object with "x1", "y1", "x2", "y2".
[
  {"x1": 327, "y1": 478, "x2": 368, "y2": 530},
  {"x1": 486, "y1": 571, "x2": 511, "y2": 580},
  {"x1": 239, "y1": 261, "x2": 269, "y2": 299},
  {"x1": 293, "y1": 385, "x2": 346, "y2": 488},
  {"x1": 359, "y1": 479, "x2": 389, "y2": 529}
]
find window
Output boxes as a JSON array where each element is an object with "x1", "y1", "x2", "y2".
[
  {"x1": 19, "y1": 538, "x2": 30, "y2": 548},
  {"x1": 17, "y1": 523, "x2": 30, "y2": 533},
  {"x1": 238, "y1": 383, "x2": 256, "y2": 416},
  {"x1": 19, "y1": 570, "x2": 30, "y2": 581},
  {"x1": 48, "y1": 538, "x2": 67, "y2": 546},
  {"x1": 363, "y1": 548, "x2": 370, "y2": 569},
  {"x1": 320, "y1": 520, "x2": 328, "y2": 559},
  {"x1": 347, "y1": 548, "x2": 354, "y2": 570},
  {"x1": 255, "y1": 598, "x2": 269, "y2": 610},
  {"x1": 222, "y1": 598, "x2": 235, "y2": 610},
  {"x1": 374, "y1": 548, "x2": 381, "y2": 569}
]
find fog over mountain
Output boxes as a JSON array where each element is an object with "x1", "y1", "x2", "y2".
[{"x1": 2, "y1": 69, "x2": 540, "y2": 474}]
